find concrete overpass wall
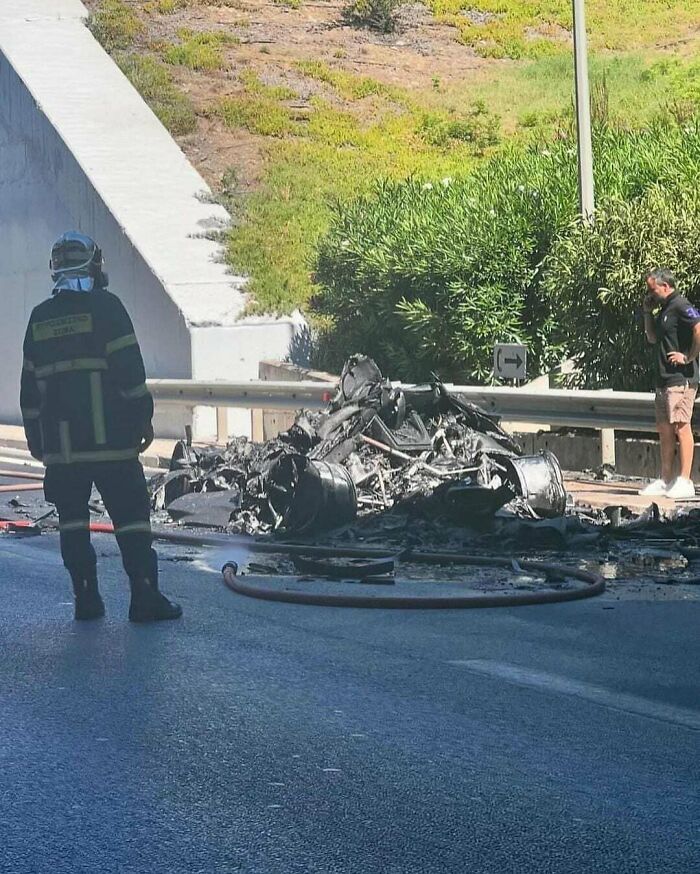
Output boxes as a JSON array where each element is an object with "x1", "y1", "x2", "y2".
[{"x1": 0, "y1": 0, "x2": 302, "y2": 439}]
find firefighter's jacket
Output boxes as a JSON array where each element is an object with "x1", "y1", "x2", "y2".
[{"x1": 20, "y1": 290, "x2": 154, "y2": 466}]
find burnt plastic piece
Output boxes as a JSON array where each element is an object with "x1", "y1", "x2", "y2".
[
  {"x1": 169, "y1": 439, "x2": 200, "y2": 472},
  {"x1": 515, "y1": 517, "x2": 569, "y2": 547},
  {"x1": 502, "y1": 451, "x2": 567, "y2": 518},
  {"x1": 444, "y1": 480, "x2": 515, "y2": 518},
  {"x1": 292, "y1": 554, "x2": 396, "y2": 579},
  {"x1": 400, "y1": 383, "x2": 442, "y2": 417},
  {"x1": 368, "y1": 412, "x2": 432, "y2": 453},
  {"x1": 333, "y1": 355, "x2": 384, "y2": 406},
  {"x1": 379, "y1": 387, "x2": 406, "y2": 429},
  {"x1": 283, "y1": 414, "x2": 319, "y2": 454},
  {"x1": 316, "y1": 404, "x2": 361, "y2": 442},
  {"x1": 166, "y1": 489, "x2": 242, "y2": 528},
  {"x1": 159, "y1": 469, "x2": 193, "y2": 506},
  {"x1": 321, "y1": 437, "x2": 359, "y2": 466},
  {"x1": 440, "y1": 388, "x2": 522, "y2": 456},
  {"x1": 164, "y1": 439, "x2": 201, "y2": 504}
]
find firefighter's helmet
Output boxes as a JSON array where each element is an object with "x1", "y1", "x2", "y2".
[{"x1": 50, "y1": 232, "x2": 107, "y2": 292}]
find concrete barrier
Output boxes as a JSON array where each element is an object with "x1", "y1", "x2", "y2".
[
  {"x1": 0, "y1": 0, "x2": 304, "y2": 439},
  {"x1": 514, "y1": 432, "x2": 680, "y2": 480}
]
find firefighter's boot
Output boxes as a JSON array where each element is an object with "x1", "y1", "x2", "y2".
[
  {"x1": 70, "y1": 570, "x2": 105, "y2": 621},
  {"x1": 128, "y1": 564, "x2": 182, "y2": 623}
]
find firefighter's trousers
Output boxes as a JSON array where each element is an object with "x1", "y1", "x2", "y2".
[{"x1": 44, "y1": 459, "x2": 156, "y2": 582}]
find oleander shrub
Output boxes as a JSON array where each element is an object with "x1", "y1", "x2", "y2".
[
  {"x1": 313, "y1": 121, "x2": 700, "y2": 385},
  {"x1": 544, "y1": 187, "x2": 700, "y2": 390}
]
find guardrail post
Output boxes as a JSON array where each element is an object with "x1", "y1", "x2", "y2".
[
  {"x1": 601, "y1": 428, "x2": 616, "y2": 468},
  {"x1": 216, "y1": 407, "x2": 228, "y2": 444},
  {"x1": 599, "y1": 389, "x2": 616, "y2": 467}
]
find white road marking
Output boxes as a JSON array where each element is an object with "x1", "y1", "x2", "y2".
[
  {"x1": 447, "y1": 659, "x2": 700, "y2": 731},
  {"x1": 0, "y1": 455, "x2": 45, "y2": 470}
]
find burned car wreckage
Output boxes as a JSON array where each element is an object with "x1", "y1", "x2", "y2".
[{"x1": 152, "y1": 356, "x2": 567, "y2": 535}]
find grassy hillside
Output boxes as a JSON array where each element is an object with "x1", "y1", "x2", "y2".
[{"x1": 84, "y1": 0, "x2": 700, "y2": 316}]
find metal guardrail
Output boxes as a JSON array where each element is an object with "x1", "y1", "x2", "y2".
[
  {"x1": 148, "y1": 379, "x2": 333, "y2": 412},
  {"x1": 146, "y1": 379, "x2": 660, "y2": 433},
  {"x1": 449, "y1": 386, "x2": 658, "y2": 432}
]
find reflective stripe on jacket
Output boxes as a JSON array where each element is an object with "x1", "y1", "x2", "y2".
[{"x1": 20, "y1": 290, "x2": 153, "y2": 465}]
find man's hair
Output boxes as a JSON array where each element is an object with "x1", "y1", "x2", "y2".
[{"x1": 646, "y1": 267, "x2": 677, "y2": 289}]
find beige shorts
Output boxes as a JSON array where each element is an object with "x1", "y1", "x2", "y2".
[{"x1": 655, "y1": 385, "x2": 697, "y2": 425}]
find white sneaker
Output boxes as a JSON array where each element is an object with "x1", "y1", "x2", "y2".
[
  {"x1": 638, "y1": 478, "x2": 669, "y2": 496},
  {"x1": 665, "y1": 477, "x2": 696, "y2": 500}
]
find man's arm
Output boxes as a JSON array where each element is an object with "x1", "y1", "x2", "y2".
[
  {"x1": 642, "y1": 297, "x2": 657, "y2": 343},
  {"x1": 103, "y1": 295, "x2": 155, "y2": 450},
  {"x1": 19, "y1": 321, "x2": 43, "y2": 461},
  {"x1": 667, "y1": 322, "x2": 700, "y2": 367}
]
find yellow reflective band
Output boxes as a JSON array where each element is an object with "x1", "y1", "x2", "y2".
[
  {"x1": 105, "y1": 333, "x2": 138, "y2": 356},
  {"x1": 120, "y1": 383, "x2": 150, "y2": 400},
  {"x1": 32, "y1": 313, "x2": 93, "y2": 342},
  {"x1": 35, "y1": 358, "x2": 107, "y2": 378},
  {"x1": 114, "y1": 522, "x2": 152, "y2": 536},
  {"x1": 21, "y1": 408, "x2": 40, "y2": 420},
  {"x1": 43, "y1": 448, "x2": 140, "y2": 465},
  {"x1": 59, "y1": 519, "x2": 90, "y2": 533},
  {"x1": 23, "y1": 358, "x2": 35, "y2": 372},
  {"x1": 90, "y1": 372, "x2": 107, "y2": 446}
]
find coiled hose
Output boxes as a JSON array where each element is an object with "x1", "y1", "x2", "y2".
[{"x1": 43, "y1": 521, "x2": 606, "y2": 609}]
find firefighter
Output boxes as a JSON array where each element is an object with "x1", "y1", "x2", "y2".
[{"x1": 20, "y1": 232, "x2": 182, "y2": 623}]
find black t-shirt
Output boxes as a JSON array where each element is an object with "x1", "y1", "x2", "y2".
[{"x1": 654, "y1": 292, "x2": 700, "y2": 387}]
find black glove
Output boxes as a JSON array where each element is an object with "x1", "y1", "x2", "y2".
[
  {"x1": 27, "y1": 439, "x2": 43, "y2": 462},
  {"x1": 139, "y1": 423, "x2": 155, "y2": 453}
]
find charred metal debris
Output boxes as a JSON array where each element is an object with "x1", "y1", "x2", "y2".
[{"x1": 150, "y1": 356, "x2": 568, "y2": 535}]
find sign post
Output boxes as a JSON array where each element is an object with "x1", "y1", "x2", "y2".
[
  {"x1": 494, "y1": 344, "x2": 527, "y2": 382},
  {"x1": 573, "y1": 0, "x2": 595, "y2": 222}
]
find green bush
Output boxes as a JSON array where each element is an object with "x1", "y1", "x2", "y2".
[
  {"x1": 313, "y1": 123, "x2": 700, "y2": 385},
  {"x1": 419, "y1": 102, "x2": 500, "y2": 152},
  {"x1": 313, "y1": 155, "x2": 574, "y2": 381},
  {"x1": 344, "y1": 0, "x2": 401, "y2": 33},
  {"x1": 544, "y1": 187, "x2": 700, "y2": 390},
  {"x1": 89, "y1": 0, "x2": 144, "y2": 52}
]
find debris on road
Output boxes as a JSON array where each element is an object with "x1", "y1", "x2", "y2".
[{"x1": 150, "y1": 355, "x2": 567, "y2": 534}]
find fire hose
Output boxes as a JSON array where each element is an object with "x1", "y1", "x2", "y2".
[
  {"x1": 134, "y1": 526, "x2": 606, "y2": 609},
  {"x1": 1, "y1": 484, "x2": 605, "y2": 608},
  {"x1": 219, "y1": 554, "x2": 605, "y2": 609}
]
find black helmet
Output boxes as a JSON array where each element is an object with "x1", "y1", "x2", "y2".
[{"x1": 50, "y1": 232, "x2": 107, "y2": 292}]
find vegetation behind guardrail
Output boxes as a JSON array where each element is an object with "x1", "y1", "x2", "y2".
[{"x1": 313, "y1": 123, "x2": 700, "y2": 388}]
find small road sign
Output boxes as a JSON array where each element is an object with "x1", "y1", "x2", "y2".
[{"x1": 494, "y1": 343, "x2": 527, "y2": 381}]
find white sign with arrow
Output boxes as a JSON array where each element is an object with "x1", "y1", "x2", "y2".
[{"x1": 494, "y1": 343, "x2": 527, "y2": 380}]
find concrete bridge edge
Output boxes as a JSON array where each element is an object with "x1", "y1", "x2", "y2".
[{"x1": 0, "y1": 0, "x2": 305, "y2": 440}]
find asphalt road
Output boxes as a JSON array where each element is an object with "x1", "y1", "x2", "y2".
[{"x1": 1, "y1": 531, "x2": 698, "y2": 874}]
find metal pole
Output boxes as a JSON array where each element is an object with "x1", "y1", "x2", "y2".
[{"x1": 572, "y1": 0, "x2": 595, "y2": 221}]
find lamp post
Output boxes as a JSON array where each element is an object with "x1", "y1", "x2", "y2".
[{"x1": 573, "y1": 0, "x2": 595, "y2": 222}]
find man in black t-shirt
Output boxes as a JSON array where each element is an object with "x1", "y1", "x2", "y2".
[{"x1": 640, "y1": 268, "x2": 700, "y2": 499}]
